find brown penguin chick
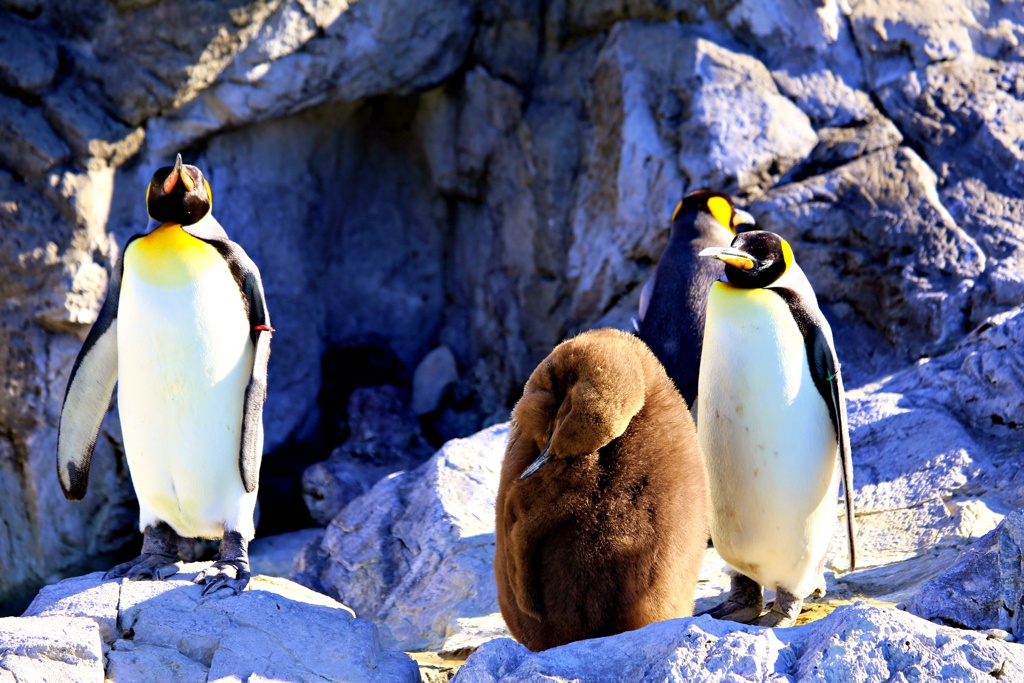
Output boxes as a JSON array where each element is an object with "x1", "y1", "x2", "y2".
[{"x1": 494, "y1": 328, "x2": 710, "y2": 651}]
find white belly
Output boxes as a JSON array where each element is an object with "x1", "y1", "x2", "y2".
[
  {"x1": 697, "y1": 283, "x2": 839, "y2": 596},
  {"x1": 118, "y1": 243, "x2": 256, "y2": 540}
]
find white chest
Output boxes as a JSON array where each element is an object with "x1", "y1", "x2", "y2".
[
  {"x1": 697, "y1": 283, "x2": 840, "y2": 591},
  {"x1": 115, "y1": 230, "x2": 255, "y2": 538}
]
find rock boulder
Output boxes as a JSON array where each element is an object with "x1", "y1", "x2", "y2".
[{"x1": 23, "y1": 566, "x2": 419, "y2": 682}]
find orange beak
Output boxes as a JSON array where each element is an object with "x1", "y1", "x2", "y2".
[{"x1": 163, "y1": 153, "x2": 195, "y2": 193}]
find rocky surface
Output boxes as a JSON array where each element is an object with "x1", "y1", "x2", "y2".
[
  {"x1": 453, "y1": 604, "x2": 1024, "y2": 682},
  {"x1": 20, "y1": 565, "x2": 419, "y2": 682},
  {"x1": 908, "y1": 503, "x2": 1024, "y2": 637},
  {"x1": 2, "y1": 0, "x2": 1024, "y2": 679},
  {"x1": 295, "y1": 423, "x2": 508, "y2": 652}
]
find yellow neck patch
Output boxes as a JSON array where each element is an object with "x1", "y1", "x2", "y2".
[
  {"x1": 125, "y1": 223, "x2": 223, "y2": 288},
  {"x1": 707, "y1": 196, "x2": 735, "y2": 234}
]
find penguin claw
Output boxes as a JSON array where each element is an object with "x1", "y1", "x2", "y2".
[
  {"x1": 752, "y1": 590, "x2": 803, "y2": 628},
  {"x1": 753, "y1": 606, "x2": 799, "y2": 628},
  {"x1": 698, "y1": 601, "x2": 763, "y2": 624},
  {"x1": 104, "y1": 553, "x2": 182, "y2": 581},
  {"x1": 194, "y1": 561, "x2": 250, "y2": 596}
]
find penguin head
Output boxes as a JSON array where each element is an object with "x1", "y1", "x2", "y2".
[
  {"x1": 146, "y1": 154, "x2": 212, "y2": 226},
  {"x1": 515, "y1": 330, "x2": 646, "y2": 480},
  {"x1": 670, "y1": 189, "x2": 756, "y2": 237},
  {"x1": 698, "y1": 230, "x2": 794, "y2": 289}
]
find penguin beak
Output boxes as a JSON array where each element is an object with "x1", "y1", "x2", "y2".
[
  {"x1": 698, "y1": 246, "x2": 758, "y2": 271},
  {"x1": 178, "y1": 153, "x2": 196, "y2": 191},
  {"x1": 732, "y1": 209, "x2": 756, "y2": 230},
  {"x1": 519, "y1": 436, "x2": 554, "y2": 480},
  {"x1": 162, "y1": 154, "x2": 182, "y2": 194}
]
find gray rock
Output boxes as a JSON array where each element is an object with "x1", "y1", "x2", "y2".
[
  {"x1": 248, "y1": 527, "x2": 324, "y2": 579},
  {"x1": 751, "y1": 146, "x2": 986, "y2": 358},
  {"x1": 0, "y1": 94, "x2": 69, "y2": 177},
  {"x1": 298, "y1": 423, "x2": 507, "y2": 652},
  {"x1": 714, "y1": 0, "x2": 877, "y2": 128},
  {"x1": 806, "y1": 117, "x2": 904, "y2": 171},
  {"x1": 890, "y1": 306, "x2": 1024, "y2": 436},
  {"x1": 0, "y1": 616, "x2": 104, "y2": 683},
  {"x1": 876, "y1": 55, "x2": 1024, "y2": 198},
  {"x1": 848, "y1": 0, "x2": 1024, "y2": 88},
  {"x1": 43, "y1": 80, "x2": 146, "y2": 167},
  {"x1": 69, "y1": 0, "x2": 282, "y2": 126},
  {"x1": 452, "y1": 604, "x2": 1024, "y2": 682},
  {"x1": 473, "y1": 0, "x2": 542, "y2": 86},
  {"x1": 847, "y1": 0, "x2": 975, "y2": 87},
  {"x1": 0, "y1": 172, "x2": 137, "y2": 612},
  {"x1": 145, "y1": 0, "x2": 477, "y2": 156},
  {"x1": 302, "y1": 384, "x2": 434, "y2": 524},
  {"x1": 413, "y1": 345, "x2": 459, "y2": 415},
  {"x1": 0, "y1": 13, "x2": 58, "y2": 96},
  {"x1": 561, "y1": 0, "x2": 708, "y2": 38},
  {"x1": 24, "y1": 566, "x2": 419, "y2": 682},
  {"x1": 907, "y1": 509, "x2": 1023, "y2": 634}
]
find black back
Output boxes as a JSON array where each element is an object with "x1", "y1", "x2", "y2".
[{"x1": 638, "y1": 193, "x2": 739, "y2": 407}]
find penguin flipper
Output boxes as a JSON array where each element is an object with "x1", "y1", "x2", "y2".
[
  {"x1": 637, "y1": 271, "x2": 656, "y2": 324},
  {"x1": 57, "y1": 243, "x2": 135, "y2": 501},
  {"x1": 222, "y1": 244, "x2": 270, "y2": 494},
  {"x1": 824, "y1": 342, "x2": 857, "y2": 572},
  {"x1": 239, "y1": 295, "x2": 270, "y2": 494}
]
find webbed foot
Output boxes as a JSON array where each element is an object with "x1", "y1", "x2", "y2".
[
  {"x1": 194, "y1": 530, "x2": 250, "y2": 596},
  {"x1": 698, "y1": 573, "x2": 763, "y2": 624},
  {"x1": 753, "y1": 588, "x2": 802, "y2": 628},
  {"x1": 105, "y1": 522, "x2": 182, "y2": 581}
]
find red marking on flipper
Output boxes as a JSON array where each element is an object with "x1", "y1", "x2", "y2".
[{"x1": 254, "y1": 324, "x2": 275, "y2": 332}]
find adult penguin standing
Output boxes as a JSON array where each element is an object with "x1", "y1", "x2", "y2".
[
  {"x1": 57, "y1": 154, "x2": 272, "y2": 595},
  {"x1": 696, "y1": 230, "x2": 856, "y2": 627},
  {"x1": 638, "y1": 189, "x2": 755, "y2": 408}
]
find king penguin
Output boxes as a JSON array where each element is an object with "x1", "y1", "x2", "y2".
[
  {"x1": 696, "y1": 230, "x2": 856, "y2": 627},
  {"x1": 57, "y1": 154, "x2": 272, "y2": 595},
  {"x1": 638, "y1": 189, "x2": 755, "y2": 409},
  {"x1": 494, "y1": 328, "x2": 710, "y2": 651}
]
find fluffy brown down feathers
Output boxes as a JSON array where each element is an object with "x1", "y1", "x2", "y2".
[{"x1": 494, "y1": 328, "x2": 709, "y2": 651}]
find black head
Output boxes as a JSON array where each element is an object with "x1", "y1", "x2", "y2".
[
  {"x1": 670, "y1": 189, "x2": 756, "y2": 236},
  {"x1": 698, "y1": 230, "x2": 794, "y2": 289},
  {"x1": 146, "y1": 154, "x2": 212, "y2": 226}
]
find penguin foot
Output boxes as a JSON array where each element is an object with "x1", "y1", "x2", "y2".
[
  {"x1": 753, "y1": 588, "x2": 803, "y2": 628},
  {"x1": 105, "y1": 553, "x2": 182, "y2": 581},
  {"x1": 194, "y1": 560, "x2": 250, "y2": 596},
  {"x1": 105, "y1": 522, "x2": 182, "y2": 581},
  {"x1": 194, "y1": 530, "x2": 250, "y2": 596},
  {"x1": 698, "y1": 573, "x2": 764, "y2": 624}
]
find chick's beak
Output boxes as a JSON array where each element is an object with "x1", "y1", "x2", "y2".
[
  {"x1": 698, "y1": 246, "x2": 758, "y2": 271},
  {"x1": 519, "y1": 436, "x2": 554, "y2": 480}
]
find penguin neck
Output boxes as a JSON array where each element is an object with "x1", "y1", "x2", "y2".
[
  {"x1": 127, "y1": 223, "x2": 224, "y2": 287},
  {"x1": 672, "y1": 216, "x2": 734, "y2": 250}
]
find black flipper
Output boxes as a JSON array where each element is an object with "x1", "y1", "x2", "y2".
[
  {"x1": 771, "y1": 287, "x2": 856, "y2": 571},
  {"x1": 56, "y1": 236, "x2": 140, "y2": 501},
  {"x1": 185, "y1": 217, "x2": 271, "y2": 494}
]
